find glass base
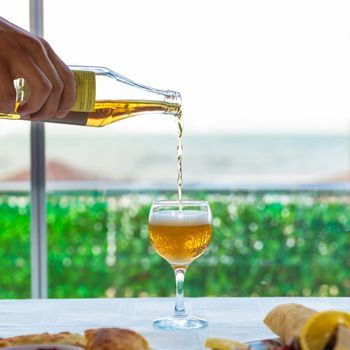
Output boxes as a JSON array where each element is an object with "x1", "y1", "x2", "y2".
[{"x1": 153, "y1": 315, "x2": 208, "y2": 330}]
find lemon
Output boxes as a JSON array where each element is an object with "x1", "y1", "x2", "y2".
[{"x1": 300, "y1": 310, "x2": 350, "y2": 350}]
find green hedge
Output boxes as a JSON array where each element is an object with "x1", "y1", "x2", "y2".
[{"x1": 1, "y1": 192, "x2": 350, "y2": 298}]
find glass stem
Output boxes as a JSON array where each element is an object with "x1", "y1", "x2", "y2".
[{"x1": 173, "y1": 268, "x2": 188, "y2": 318}]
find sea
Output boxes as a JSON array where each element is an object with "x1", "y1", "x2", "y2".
[{"x1": 1, "y1": 132, "x2": 349, "y2": 190}]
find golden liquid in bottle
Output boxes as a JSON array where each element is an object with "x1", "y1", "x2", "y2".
[
  {"x1": 85, "y1": 100, "x2": 181, "y2": 127},
  {"x1": 0, "y1": 99, "x2": 181, "y2": 127},
  {"x1": 149, "y1": 213, "x2": 212, "y2": 268}
]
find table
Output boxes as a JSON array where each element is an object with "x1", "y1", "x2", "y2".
[{"x1": 0, "y1": 298, "x2": 349, "y2": 350}]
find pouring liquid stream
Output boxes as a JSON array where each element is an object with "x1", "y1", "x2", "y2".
[{"x1": 177, "y1": 110, "x2": 183, "y2": 209}]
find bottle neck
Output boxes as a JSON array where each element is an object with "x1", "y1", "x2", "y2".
[{"x1": 164, "y1": 90, "x2": 182, "y2": 116}]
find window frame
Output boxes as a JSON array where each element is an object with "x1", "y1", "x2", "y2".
[{"x1": 30, "y1": 0, "x2": 47, "y2": 299}]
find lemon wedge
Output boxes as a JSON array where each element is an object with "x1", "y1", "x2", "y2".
[
  {"x1": 205, "y1": 337, "x2": 249, "y2": 350},
  {"x1": 300, "y1": 310, "x2": 350, "y2": 350}
]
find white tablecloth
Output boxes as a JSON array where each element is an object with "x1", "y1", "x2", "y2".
[{"x1": 0, "y1": 298, "x2": 349, "y2": 350}]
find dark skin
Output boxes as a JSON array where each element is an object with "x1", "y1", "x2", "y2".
[{"x1": 0, "y1": 17, "x2": 76, "y2": 121}]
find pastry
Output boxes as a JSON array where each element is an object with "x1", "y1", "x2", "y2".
[
  {"x1": 264, "y1": 303, "x2": 316, "y2": 344},
  {"x1": 84, "y1": 328, "x2": 150, "y2": 350},
  {"x1": 0, "y1": 332, "x2": 85, "y2": 348}
]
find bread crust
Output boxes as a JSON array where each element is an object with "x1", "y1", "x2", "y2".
[
  {"x1": 0, "y1": 332, "x2": 86, "y2": 348},
  {"x1": 84, "y1": 328, "x2": 150, "y2": 350}
]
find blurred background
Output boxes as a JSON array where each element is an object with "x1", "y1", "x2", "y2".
[{"x1": 1, "y1": 0, "x2": 350, "y2": 298}]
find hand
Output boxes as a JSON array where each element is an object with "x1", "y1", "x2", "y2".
[{"x1": 0, "y1": 17, "x2": 76, "y2": 121}]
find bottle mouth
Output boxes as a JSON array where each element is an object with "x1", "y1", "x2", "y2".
[{"x1": 165, "y1": 90, "x2": 182, "y2": 107}]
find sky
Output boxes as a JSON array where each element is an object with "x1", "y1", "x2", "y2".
[{"x1": 1, "y1": 0, "x2": 350, "y2": 135}]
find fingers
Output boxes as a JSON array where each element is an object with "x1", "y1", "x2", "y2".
[
  {"x1": 0, "y1": 62, "x2": 16, "y2": 114},
  {"x1": 44, "y1": 41, "x2": 76, "y2": 118},
  {"x1": 13, "y1": 54, "x2": 52, "y2": 119},
  {"x1": 0, "y1": 18, "x2": 76, "y2": 121},
  {"x1": 17, "y1": 37, "x2": 66, "y2": 121}
]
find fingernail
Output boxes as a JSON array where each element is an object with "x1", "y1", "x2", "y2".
[
  {"x1": 17, "y1": 108, "x2": 28, "y2": 116},
  {"x1": 55, "y1": 111, "x2": 68, "y2": 119}
]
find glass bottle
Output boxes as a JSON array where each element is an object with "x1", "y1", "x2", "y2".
[{"x1": 0, "y1": 66, "x2": 181, "y2": 127}]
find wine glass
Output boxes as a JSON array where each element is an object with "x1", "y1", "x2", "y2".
[{"x1": 148, "y1": 200, "x2": 212, "y2": 330}]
